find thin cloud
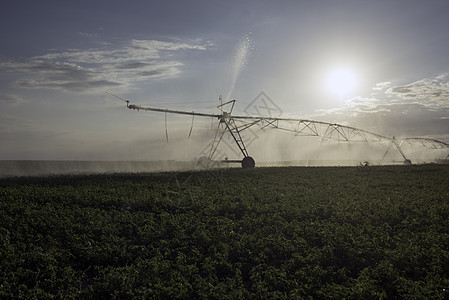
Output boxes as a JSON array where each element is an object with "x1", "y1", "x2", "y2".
[
  {"x1": 138, "y1": 69, "x2": 180, "y2": 78},
  {"x1": 0, "y1": 94, "x2": 24, "y2": 105},
  {"x1": 309, "y1": 75, "x2": 449, "y2": 139},
  {"x1": 312, "y1": 102, "x2": 448, "y2": 138},
  {"x1": 33, "y1": 39, "x2": 210, "y2": 64},
  {"x1": 0, "y1": 38, "x2": 212, "y2": 93},
  {"x1": 2, "y1": 60, "x2": 122, "y2": 93},
  {"x1": 78, "y1": 32, "x2": 97, "y2": 38},
  {"x1": 17, "y1": 79, "x2": 122, "y2": 92},
  {"x1": 117, "y1": 62, "x2": 153, "y2": 69},
  {"x1": 372, "y1": 81, "x2": 391, "y2": 91},
  {"x1": 131, "y1": 39, "x2": 209, "y2": 51},
  {"x1": 386, "y1": 73, "x2": 449, "y2": 109},
  {"x1": 111, "y1": 60, "x2": 183, "y2": 80}
]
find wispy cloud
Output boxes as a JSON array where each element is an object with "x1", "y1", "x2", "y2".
[
  {"x1": 0, "y1": 94, "x2": 24, "y2": 105},
  {"x1": 32, "y1": 39, "x2": 210, "y2": 64},
  {"x1": 385, "y1": 73, "x2": 449, "y2": 109},
  {"x1": 1, "y1": 60, "x2": 122, "y2": 92},
  {"x1": 372, "y1": 81, "x2": 391, "y2": 91},
  {"x1": 310, "y1": 74, "x2": 449, "y2": 139},
  {"x1": 0, "y1": 38, "x2": 212, "y2": 94}
]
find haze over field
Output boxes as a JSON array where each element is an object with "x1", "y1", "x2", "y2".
[{"x1": 1, "y1": 1, "x2": 448, "y2": 161}]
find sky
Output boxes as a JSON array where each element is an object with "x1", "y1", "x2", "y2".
[{"x1": 1, "y1": 0, "x2": 449, "y2": 161}]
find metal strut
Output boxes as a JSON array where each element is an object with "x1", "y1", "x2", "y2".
[
  {"x1": 165, "y1": 112, "x2": 169, "y2": 143},
  {"x1": 381, "y1": 142, "x2": 393, "y2": 161},
  {"x1": 382, "y1": 138, "x2": 411, "y2": 164},
  {"x1": 392, "y1": 139, "x2": 408, "y2": 161},
  {"x1": 188, "y1": 115, "x2": 194, "y2": 139},
  {"x1": 207, "y1": 99, "x2": 250, "y2": 159},
  {"x1": 208, "y1": 124, "x2": 226, "y2": 159},
  {"x1": 222, "y1": 117, "x2": 249, "y2": 157}
]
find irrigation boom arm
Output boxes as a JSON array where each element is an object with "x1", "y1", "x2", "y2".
[
  {"x1": 124, "y1": 101, "x2": 389, "y2": 141},
  {"x1": 106, "y1": 91, "x2": 220, "y2": 118},
  {"x1": 127, "y1": 103, "x2": 221, "y2": 118}
]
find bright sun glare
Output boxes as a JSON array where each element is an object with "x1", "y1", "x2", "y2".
[{"x1": 325, "y1": 67, "x2": 358, "y2": 99}]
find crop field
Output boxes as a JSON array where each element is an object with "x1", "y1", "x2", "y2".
[{"x1": 1, "y1": 164, "x2": 449, "y2": 298}]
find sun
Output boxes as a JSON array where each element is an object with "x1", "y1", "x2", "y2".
[{"x1": 325, "y1": 67, "x2": 358, "y2": 99}]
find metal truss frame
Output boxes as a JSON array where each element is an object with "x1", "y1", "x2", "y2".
[{"x1": 107, "y1": 92, "x2": 449, "y2": 167}]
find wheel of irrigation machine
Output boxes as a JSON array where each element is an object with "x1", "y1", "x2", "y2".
[{"x1": 241, "y1": 156, "x2": 255, "y2": 168}]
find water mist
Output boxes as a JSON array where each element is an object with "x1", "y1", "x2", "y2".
[{"x1": 225, "y1": 34, "x2": 252, "y2": 102}]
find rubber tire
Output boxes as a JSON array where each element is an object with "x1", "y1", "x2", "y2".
[{"x1": 241, "y1": 156, "x2": 255, "y2": 168}]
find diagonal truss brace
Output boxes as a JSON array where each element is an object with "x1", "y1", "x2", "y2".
[
  {"x1": 381, "y1": 138, "x2": 408, "y2": 162},
  {"x1": 222, "y1": 117, "x2": 249, "y2": 158},
  {"x1": 208, "y1": 124, "x2": 227, "y2": 159},
  {"x1": 208, "y1": 99, "x2": 250, "y2": 160}
]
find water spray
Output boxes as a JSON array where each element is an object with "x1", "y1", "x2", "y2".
[{"x1": 226, "y1": 34, "x2": 252, "y2": 102}]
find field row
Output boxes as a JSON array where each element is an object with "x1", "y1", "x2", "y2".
[{"x1": 1, "y1": 165, "x2": 448, "y2": 298}]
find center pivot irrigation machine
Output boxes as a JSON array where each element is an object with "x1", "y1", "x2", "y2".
[{"x1": 107, "y1": 92, "x2": 449, "y2": 168}]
